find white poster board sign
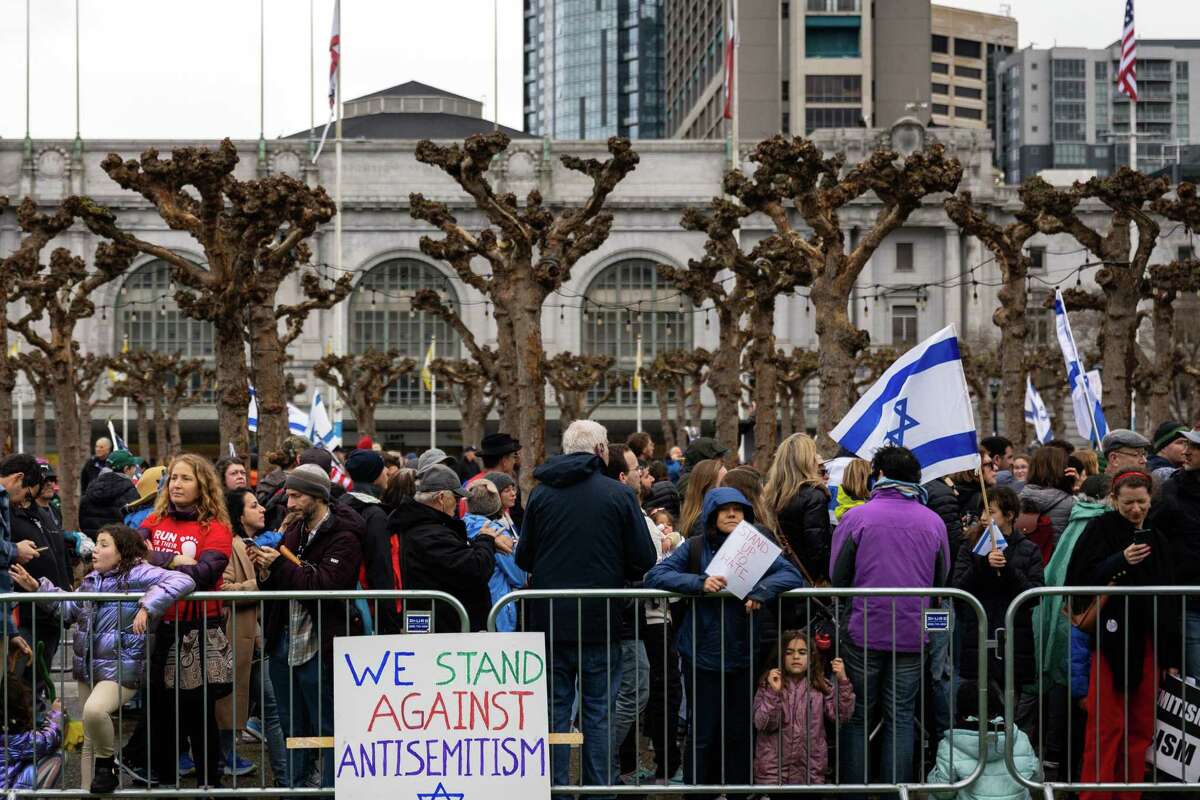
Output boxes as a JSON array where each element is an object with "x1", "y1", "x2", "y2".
[
  {"x1": 1146, "y1": 674, "x2": 1200, "y2": 782},
  {"x1": 334, "y1": 633, "x2": 550, "y2": 800},
  {"x1": 704, "y1": 520, "x2": 782, "y2": 600}
]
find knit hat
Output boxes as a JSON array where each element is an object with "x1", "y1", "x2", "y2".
[
  {"x1": 344, "y1": 448, "x2": 385, "y2": 484},
  {"x1": 416, "y1": 447, "x2": 456, "y2": 476},
  {"x1": 1152, "y1": 420, "x2": 1189, "y2": 452},
  {"x1": 286, "y1": 463, "x2": 332, "y2": 502},
  {"x1": 357, "y1": 435, "x2": 374, "y2": 450},
  {"x1": 482, "y1": 471, "x2": 515, "y2": 494},
  {"x1": 299, "y1": 447, "x2": 334, "y2": 473},
  {"x1": 685, "y1": 437, "x2": 729, "y2": 468},
  {"x1": 466, "y1": 479, "x2": 502, "y2": 517}
]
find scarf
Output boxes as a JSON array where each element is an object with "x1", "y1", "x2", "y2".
[
  {"x1": 167, "y1": 503, "x2": 199, "y2": 521},
  {"x1": 871, "y1": 478, "x2": 929, "y2": 505}
]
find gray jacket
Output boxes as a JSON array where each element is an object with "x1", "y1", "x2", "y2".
[{"x1": 1019, "y1": 484, "x2": 1076, "y2": 539}]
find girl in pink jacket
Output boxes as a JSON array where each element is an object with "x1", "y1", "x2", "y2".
[{"x1": 753, "y1": 630, "x2": 856, "y2": 786}]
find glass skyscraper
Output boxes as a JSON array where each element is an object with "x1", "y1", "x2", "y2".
[{"x1": 524, "y1": 0, "x2": 665, "y2": 140}]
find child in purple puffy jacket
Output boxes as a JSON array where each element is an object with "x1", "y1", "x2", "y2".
[
  {"x1": 753, "y1": 630, "x2": 856, "y2": 786},
  {"x1": 0, "y1": 672, "x2": 64, "y2": 790},
  {"x1": 11, "y1": 524, "x2": 195, "y2": 795}
]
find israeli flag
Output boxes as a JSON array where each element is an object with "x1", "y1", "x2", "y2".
[
  {"x1": 972, "y1": 521, "x2": 1009, "y2": 556},
  {"x1": 106, "y1": 419, "x2": 128, "y2": 453},
  {"x1": 247, "y1": 384, "x2": 259, "y2": 434},
  {"x1": 287, "y1": 403, "x2": 310, "y2": 436},
  {"x1": 1024, "y1": 377, "x2": 1053, "y2": 444},
  {"x1": 307, "y1": 391, "x2": 339, "y2": 450},
  {"x1": 1053, "y1": 289, "x2": 1108, "y2": 446},
  {"x1": 830, "y1": 325, "x2": 980, "y2": 484}
]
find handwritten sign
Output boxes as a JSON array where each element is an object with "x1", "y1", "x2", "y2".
[
  {"x1": 334, "y1": 633, "x2": 550, "y2": 800},
  {"x1": 1146, "y1": 674, "x2": 1200, "y2": 782},
  {"x1": 704, "y1": 520, "x2": 781, "y2": 600}
]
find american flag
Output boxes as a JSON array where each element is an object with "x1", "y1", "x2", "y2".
[
  {"x1": 1118, "y1": 0, "x2": 1137, "y2": 101},
  {"x1": 722, "y1": 11, "x2": 736, "y2": 120},
  {"x1": 327, "y1": 0, "x2": 340, "y2": 109},
  {"x1": 330, "y1": 461, "x2": 353, "y2": 492}
]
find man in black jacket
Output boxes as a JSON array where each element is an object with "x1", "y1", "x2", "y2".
[
  {"x1": 78, "y1": 450, "x2": 142, "y2": 537},
  {"x1": 337, "y1": 448, "x2": 402, "y2": 633},
  {"x1": 393, "y1": 465, "x2": 506, "y2": 632},
  {"x1": 515, "y1": 420, "x2": 658, "y2": 791},
  {"x1": 1153, "y1": 429, "x2": 1200, "y2": 679},
  {"x1": 11, "y1": 486, "x2": 72, "y2": 682},
  {"x1": 80, "y1": 436, "x2": 113, "y2": 493}
]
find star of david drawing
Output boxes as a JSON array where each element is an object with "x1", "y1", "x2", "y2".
[
  {"x1": 884, "y1": 397, "x2": 920, "y2": 447},
  {"x1": 416, "y1": 783, "x2": 464, "y2": 800}
]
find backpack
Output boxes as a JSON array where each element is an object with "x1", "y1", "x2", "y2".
[{"x1": 1015, "y1": 495, "x2": 1066, "y2": 567}]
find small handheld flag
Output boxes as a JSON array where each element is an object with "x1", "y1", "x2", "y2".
[
  {"x1": 972, "y1": 521, "x2": 1009, "y2": 557},
  {"x1": 247, "y1": 384, "x2": 259, "y2": 434},
  {"x1": 287, "y1": 403, "x2": 311, "y2": 436}
]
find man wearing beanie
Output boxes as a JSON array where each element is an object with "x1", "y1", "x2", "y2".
[
  {"x1": 337, "y1": 449, "x2": 402, "y2": 634},
  {"x1": 251, "y1": 462, "x2": 365, "y2": 790},
  {"x1": 390, "y1": 464, "x2": 508, "y2": 632},
  {"x1": 1148, "y1": 420, "x2": 1191, "y2": 478}
]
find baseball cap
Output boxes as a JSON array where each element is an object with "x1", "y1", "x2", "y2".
[
  {"x1": 107, "y1": 450, "x2": 145, "y2": 471},
  {"x1": 417, "y1": 464, "x2": 466, "y2": 497}
]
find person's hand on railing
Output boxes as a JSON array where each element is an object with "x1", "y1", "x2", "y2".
[
  {"x1": 702, "y1": 575, "x2": 726, "y2": 594},
  {"x1": 131, "y1": 608, "x2": 150, "y2": 634},
  {"x1": 9, "y1": 563, "x2": 38, "y2": 592},
  {"x1": 745, "y1": 599, "x2": 762, "y2": 613},
  {"x1": 6, "y1": 634, "x2": 31, "y2": 671},
  {"x1": 831, "y1": 657, "x2": 847, "y2": 683},
  {"x1": 170, "y1": 553, "x2": 197, "y2": 568}
]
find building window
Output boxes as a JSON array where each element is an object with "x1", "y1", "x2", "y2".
[
  {"x1": 805, "y1": 75, "x2": 862, "y2": 102},
  {"x1": 807, "y1": 0, "x2": 827, "y2": 10},
  {"x1": 932, "y1": 61, "x2": 949, "y2": 74},
  {"x1": 349, "y1": 259, "x2": 461, "y2": 405},
  {"x1": 1095, "y1": 61, "x2": 1108, "y2": 79},
  {"x1": 582, "y1": 258, "x2": 691, "y2": 405},
  {"x1": 835, "y1": 0, "x2": 858, "y2": 10},
  {"x1": 805, "y1": 19, "x2": 862, "y2": 59},
  {"x1": 932, "y1": 103, "x2": 950, "y2": 115},
  {"x1": 1052, "y1": 59, "x2": 1086, "y2": 78},
  {"x1": 931, "y1": 34, "x2": 949, "y2": 54},
  {"x1": 1178, "y1": 61, "x2": 1190, "y2": 79},
  {"x1": 955, "y1": 85, "x2": 983, "y2": 99},
  {"x1": 1027, "y1": 300, "x2": 1052, "y2": 345},
  {"x1": 895, "y1": 242, "x2": 914, "y2": 272},
  {"x1": 782, "y1": 111, "x2": 790, "y2": 131},
  {"x1": 117, "y1": 259, "x2": 214, "y2": 359},
  {"x1": 782, "y1": 79, "x2": 789, "y2": 101},
  {"x1": 1028, "y1": 246, "x2": 1046, "y2": 271},
  {"x1": 932, "y1": 82, "x2": 949, "y2": 96},
  {"x1": 1053, "y1": 121, "x2": 1086, "y2": 140},
  {"x1": 891, "y1": 305, "x2": 919, "y2": 347},
  {"x1": 954, "y1": 38, "x2": 981, "y2": 59},
  {"x1": 1179, "y1": 245, "x2": 1195, "y2": 261},
  {"x1": 955, "y1": 106, "x2": 983, "y2": 120},
  {"x1": 1054, "y1": 143, "x2": 1087, "y2": 165},
  {"x1": 805, "y1": 106, "x2": 862, "y2": 130},
  {"x1": 782, "y1": 1, "x2": 789, "y2": 19},
  {"x1": 956, "y1": 65, "x2": 982, "y2": 79}
]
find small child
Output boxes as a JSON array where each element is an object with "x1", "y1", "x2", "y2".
[
  {"x1": 10, "y1": 524, "x2": 195, "y2": 794},
  {"x1": 0, "y1": 672, "x2": 64, "y2": 790},
  {"x1": 753, "y1": 630, "x2": 855, "y2": 786}
]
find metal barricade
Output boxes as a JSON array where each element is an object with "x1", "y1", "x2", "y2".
[
  {"x1": 1004, "y1": 585, "x2": 1200, "y2": 797},
  {"x1": 488, "y1": 586, "x2": 990, "y2": 797},
  {"x1": 1, "y1": 589, "x2": 469, "y2": 799}
]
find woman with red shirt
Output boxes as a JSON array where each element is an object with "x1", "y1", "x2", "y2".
[{"x1": 137, "y1": 454, "x2": 233, "y2": 790}]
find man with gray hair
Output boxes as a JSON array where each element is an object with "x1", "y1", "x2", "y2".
[
  {"x1": 80, "y1": 436, "x2": 113, "y2": 493},
  {"x1": 515, "y1": 420, "x2": 658, "y2": 791}
]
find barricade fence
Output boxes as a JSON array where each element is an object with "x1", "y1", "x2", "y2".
[
  {"x1": 486, "y1": 587, "x2": 990, "y2": 797},
  {"x1": 1005, "y1": 586, "x2": 1200, "y2": 798}
]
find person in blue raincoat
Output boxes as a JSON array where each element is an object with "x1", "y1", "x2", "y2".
[{"x1": 463, "y1": 479, "x2": 526, "y2": 632}]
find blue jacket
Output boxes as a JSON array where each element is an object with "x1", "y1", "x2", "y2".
[
  {"x1": 464, "y1": 513, "x2": 527, "y2": 632},
  {"x1": 927, "y1": 726, "x2": 1040, "y2": 799},
  {"x1": 1069, "y1": 626, "x2": 1093, "y2": 700},
  {"x1": 644, "y1": 487, "x2": 805, "y2": 671}
]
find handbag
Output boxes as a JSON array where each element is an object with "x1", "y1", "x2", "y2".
[
  {"x1": 164, "y1": 622, "x2": 234, "y2": 696},
  {"x1": 1066, "y1": 586, "x2": 1112, "y2": 635}
]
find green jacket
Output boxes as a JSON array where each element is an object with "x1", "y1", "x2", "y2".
[
  {"x1": 927, "y1": 725, "x2": 1039, "y2": 799},
  {"x1": 833, "y1": 486, "x2": 866, "y2": 522},
  {"x1": 1033, "y1": 499, "x2": 1107, "y2": 687}
]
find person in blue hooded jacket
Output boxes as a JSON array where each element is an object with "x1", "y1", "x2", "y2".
[{"x1": 644, "y1": 487, "x2": 805, "y2": 799}]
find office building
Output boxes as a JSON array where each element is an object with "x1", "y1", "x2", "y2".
[
  {"x1": 929, "y1": 4, "x2": 1016, "y2": 136},
  {"x1": 997, "y1": 40, "x2": 1200, "y2": 184},
  {"x1": 523, "y1": 0, "x2": 666, "y2": 139}
]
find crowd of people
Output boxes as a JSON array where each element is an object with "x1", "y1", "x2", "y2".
[{"x1": 0, "y1": 414, "x2": 1196, "y2": 800}]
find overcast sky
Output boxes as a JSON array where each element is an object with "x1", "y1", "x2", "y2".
[{"x1": 0, "y1": 0, "x2": 1195, "y2": 142}]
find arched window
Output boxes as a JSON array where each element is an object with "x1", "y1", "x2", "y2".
[
  {"x1": 581, "y1": 257, "x2": 691, "y2": 405},
  {"x1": 348, "y1": 258, "x2": 461, "y2": 404},
  {"x1": 116, "y1": 259, "x2": 214, "y2": 357}
]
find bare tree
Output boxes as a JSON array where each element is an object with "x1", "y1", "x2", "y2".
[
  {"x1": 410, "y1": 133, "x2": 638, "y2": 494},
  {"x1": 959, "y1": 341, "x2": 1001, "y2": 436},
  {"x1": 0, "y1": 196, "x2": 12, "y2": 454},
  {"x1": 13, "y1": 350, "x2": 52, "y2": 456},
  {"x1": 106, "y1": 350, "x2": 157, "y2": 455},
  {"x1": 0, "y1": 197, "x2": 136, "y2": 527},
  {"x1": 162, "y1": 359, "x2": 215, "y2": 458},
  {"x1": 1137, "y1": 259, "x2": 1200, "y2": 426},
  {"x1": 945, "y1": 190, "x2": 1039, "y2": 437},
  {"x1": 75, "y1": 352, "x2": 108, "y2": 455},
  {"x1": 771, "y1": 347, "x2": 819, "y2": 438},
  {"x1": 428, "y1": 358, "x2": 495, "y2": 448},
  {"x1": 641, "y1": 352, "x2": 684, "y2": 450},
  {"x1": 1021, "y1": 169, "x2": 1170, "y2": 427},
  {"x1": 543, "y1": 353, "x2": 620, "y2": 431},
  {"x1": 75, "y1": 139, "x2": 348, "y2": 456},
  {"x1": 313, "y1": 350, "x2": 416, "y2": 440}
]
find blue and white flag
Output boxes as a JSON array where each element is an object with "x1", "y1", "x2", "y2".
[
  {"x1": 972, "y1": 520, "x2": 1009, "y2": 556},
  {"x1": 307, "y1": 391, "x2": 339, "y2": 450},
  {"x1": 1053, "y1": 289, "x2": 1108, "y2": 446},
  {"x1": 830, "y1": 325, "x2": 980, "y2": 484},
  {"x1": 106, "y1": 419, "x2": 128, "y2": 453},
  {"x1": 1024, "y1": 377, "x2": 1053, "y2": 444},
  {"x1": 287, "y1": 403, "x2": 310, "y2": 436},
  {"x1": 247, "y1": 384, "x2": 259, "y2": 434}
]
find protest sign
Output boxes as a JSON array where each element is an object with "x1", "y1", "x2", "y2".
[
  {"x1": 1145, "y1": 674, "x2": 1200, "y2": 782},
  {"x1": 334, "y1": 633, "x2": 551, "y2": 800},
  {"x1": 704, "y1": 520, "x2": 781, "y2": 599}
]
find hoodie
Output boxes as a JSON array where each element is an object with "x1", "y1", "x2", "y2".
[
  {"x1": 515, "y1": 452, "x2": 658, "y2": 643},
  {"x1": 338, "y1": 484, "x2": 401, "y2": 634},
  {"x1": 79, "y1": 470, "x2": 140, "y2": 537},
  {"x1": 1018, "y1": 484, "x2": 1075, "y2": 541},
  {"x1": 644, "y1": 488, "x2": 805, "y2": 670}
]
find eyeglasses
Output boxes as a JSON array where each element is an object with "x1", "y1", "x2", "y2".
[
  {"x1": 1112, "y1": 449, "x2": 1147, "y2": 460},
  {"x1": 982, "y1": 461, "x2": 995, "y2": 470},
  {"x1": 818, "y1": 466, "x2": 829, "y2": 477}
]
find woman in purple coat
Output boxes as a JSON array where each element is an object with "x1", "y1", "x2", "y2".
[{"x1": 11, "y1": 524, "x2": 195, "y2": 795}]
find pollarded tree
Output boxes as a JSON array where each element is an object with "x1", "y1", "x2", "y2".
[
  {"x1": 313, "y1": 350, "x2": 417, "y2": 440},
  {"x1": 771, "y1": 347, "x2": 819, "y2": 439},
  {"x1": 1022, "y1": 168, "x2": 1170, "y2": 427},
  {"x1": 410, "y1": 133, "x2": 638, "y2": 494},
  {"x1": 75, "y1": 139, "x2": 349, "y2": 456},
  {"x1": 75, "y1": 352, "x2": 108, "y2": 456},
  {"x1": 0, "y1": 196, "x2": 12, "y2": 453},
  {"x1": 641, "y1": 352, "x2": 686, "y2": 450},
  {"x1": 2, "y1": 198, "x2": 137, "y2": 528},
  {"x1": 1139, "y1": 259, "x2": 1200, "y2": 426},
  {"x1": 543, "y1": 352, "x2": 620, "y2": 431},
  {"x1": 959, "y1": 341, "x2": 1001, "y2": 436},
  {"x1": 107, "y1": 350, "x2": 157, "y2": 455},
  {"x1": 944, "y1": 190, "x2": 1039, "y2": 437},
  {"x1": 742, "y1": 137, "x2": 962, "y2": 448},
  {"x1": 162, "y1": 359, "x2": 215, "y2": 458},
  {"x1": 13, "y1": 350, "x2": 53, "y2": 456},
  {"x1": 428, "y1": 358, "x2": 495, "y2": 448}
]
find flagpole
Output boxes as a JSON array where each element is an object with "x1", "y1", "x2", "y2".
[
  {"x1": 333, "y1": 0, "x2": 346, "y2": 445},
  {"x1": 16, "y1": 392, "x2": 23, "y2": 454},
  {"x1": 493, "y1": 0, "x2": 499, "y2": 131},
  {"x1": 635, "y1": 333, "x2": 643, "y2": 432},
  {"x1": 122, "y1": 397, "x2": 128, "y2": 447},
  {"x1": 430, "y1": 336, "x2": 437, "y2": 449},
  {"x1": 308, "y1": 0, "x2": 315, "y2": 158}
]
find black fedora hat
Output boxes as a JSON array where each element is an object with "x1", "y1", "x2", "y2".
[{"x1": 479, "y1": 433, "x2": 522, "y2": 458}]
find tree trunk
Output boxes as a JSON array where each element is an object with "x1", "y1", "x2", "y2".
[
  {"x1": 135, "y1": 401, "x2": 150, "y2": 459},
  {"x1": 0, "y1": 305, "x2": 12, "y2": 455},
  {"x1": 1148, "y1": 297, "x2": 1175, "y2": 429},
  {"x1": 995, "y1": 266, "x2": 1030, "y2": 439},
  {"x1": 778, "y1": 390, "x2": 794, "y2": 439},
  {"x1": 152, "y1": 395, "x2": 168, "y2": 467},
  {"x1": 1097, "y1": 284, "x2": 1140, "y2": 430},
  {"x1": 792, "y1": 384, "x2": 808, "y2": 435},
  {"x1": 812, "y1": 272, "x2": 865, "y2": 453},
  {"x1": 51, "y1": 365, "x2": 83, "y2": 531},
  {"x1": 33, "y1": 386, "x2": 47, "y2": 457},
  {"x1": 749, "y1": 303, "x2": 778, "y2": 471},
  {"x1": 656, "y1": 387, "x2": 675, "y2": 450},
  {"x1": 353, "y1": 400, "x2": 377, "y2": 440},
  {"x1": 249, "y1": 305, "x2": 289, "y2": 458},
  {"x1": 214, "y1": 316, "x2": 249, "y2": 455},
  {"x1": 510, "y1": 293, "x2": 547, "y2": 497},
  {"x1": 459, "y1": 384, "x2": 488, "y2": 449},
  {"x1": 688, "y1": 378, "x2": 704, "y2": 436},
  {"x1": 709, "y1": 307, "x2": 743, "y2": 456}
]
